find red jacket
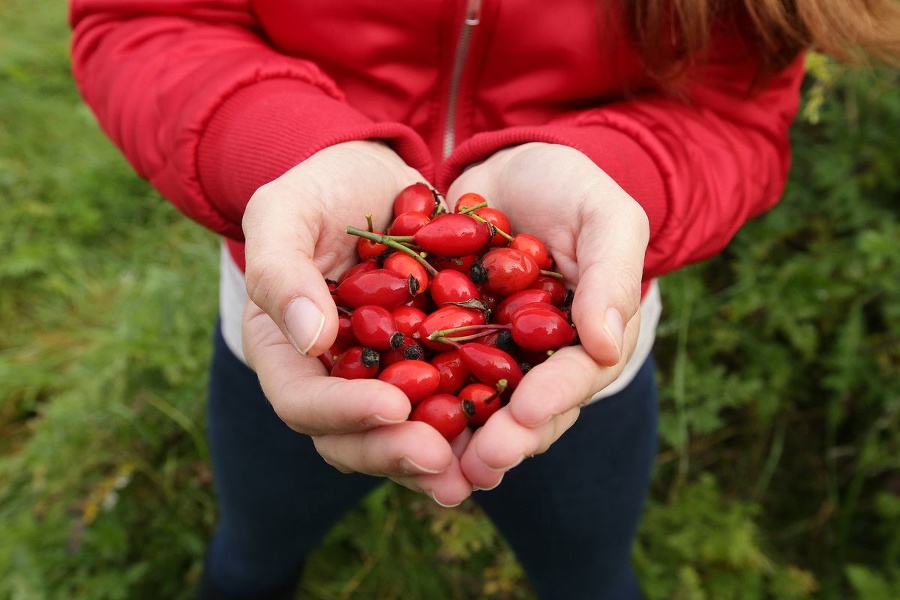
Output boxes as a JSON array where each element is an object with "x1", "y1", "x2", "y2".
[{"x1": 69, "y1": 0, "x2": 806, "y2": 278}]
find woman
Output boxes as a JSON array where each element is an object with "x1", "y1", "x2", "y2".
[{"x1": 68, "y1": 1, "x2": 900, "y2": 598}]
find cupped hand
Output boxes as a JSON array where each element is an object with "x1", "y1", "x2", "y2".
[
  {"x1": 445, "y1": 142, "x2": 650, "y2": 490},
  {"x1": 241, "y1": 140, "x2": 472, "y2": 506}
]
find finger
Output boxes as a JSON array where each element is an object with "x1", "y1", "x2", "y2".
[
  {"x1": 506, "y1": 313, "x2": 641, "y2": 427},
  {"x1": 315, "y1": 424, "x2": 474, "y2": 507},
  {"x1": 570, "y1": 193, "x2": 649, "y2": 366},
  {"x1": 312, "y1": 420, "x2": 453, "y2": 478},
  {"x1": 460, "y1": 406, "x2": 581, "y2": 490},
  {"x1": 242, "y1": 182, "x2": 342, "y2": 358},
  {"x1": 406, "y1": 462, "x2": 475, "y2": 508},
  {"x1": 243, "y1": 302, "x2": 411, "y2": 435}
]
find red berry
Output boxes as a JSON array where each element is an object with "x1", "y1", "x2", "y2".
[
  {"x1": 388, "y1": 211, "x2": 431, "y2": 236},
  {"x1": 383, "y1": 251, "x2": 430, "y2": 295},
  {"x1": 336, "y1": 269, "x2": 417, "y2": 309},
  {"x1": 336, "y1": 312, "x2": 357, "y2": 346},
  {"x1": 494, "y1": 288, "x2": 553, "y2": 325},
  {"x1": 474, "y1": 206, "x2": 512, "y2": 247},
  {"x1": 378, "y1": 360, "x2": 441, "y2": 405},
  {"x1": 510, "y1": 233, "x2": 552, "y2": 269},
  {"x1": 416, "y1": 305, "x2": 486, "y2": 351},
  {"x1": 338, "y1": 258, "x2": 379, "y2": 284},
  {"x1": 429, "y1": 253, "x2": 479, "y2": 275},
  {"x1": 454, "y1": 192, "x2": 487, "y2": 213},
  {"x1": 509, "y1": 304, "x2": 576, "y2": 352},
  {"x1": 413, "y1": 213, "x2": 492, "y2": 257},
  {"x1": 409, "y1": 393, "x2": 469, "y2": 440},
  {"x1": 455, "y1": 343, "x2": 524, "y2": 390},
  {"x1": 318, "y1": 341, "x2": 346, "y2": 372},
  {"x1": 350, "y1": 305, "x2": 405, "y2": 351},
  {"x1": 430, "y1": 269, "x2": 481, "y2": 306},
  {"x1": 459, "y1": 382, "x2": 503, "y2": 427},
  {"x1": 357, "y1": 235, "x2": 388, "y2": 261},
  {"x1": 474, "y1": 247, "x2": 540, "y2": 296},
  {"x1": 430, "y1": 350, "x2": 470, "y2": 394},
  {"x1": 528, "y1": 275, "x2": 569, "y2": 306},
  {"x1": 330, "y1": 346, "x2": 380, "y2": 379},
  {"x1": 393, "y1": 182, "x2": 439, "y2": 218},
  {"x1": 391, "y1": 305, "x2": 427, "y2": 337},
  {"x1": 380, "y1": 340, "x2": 425, "y2": 368}
]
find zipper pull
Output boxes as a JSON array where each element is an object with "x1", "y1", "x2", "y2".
[{"x1": 465, "y1": 0, "x2": 482, "y2": 25}]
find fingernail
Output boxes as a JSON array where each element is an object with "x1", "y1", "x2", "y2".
[
  {"x1": 430, "y1": 491, "x2": 462, "y2": 508},
  {"x1": 473, "y1": 474, "x2": 504, "y2": 492},
  {"x1": 603, "y1": 307, "x2": 624, "y2": 361},
  {"x1": 400, "y1": 456, "x2": 444, "y2": 475},
  {"x1": 486, "y1": 455, "x2": 524, "y2": 472},
  {"x1": 283, "y1": 297, "x2": 325, "y2": 355},
  {"x1": 363, "y1": 414, "x2": 408, "y2": 427}
]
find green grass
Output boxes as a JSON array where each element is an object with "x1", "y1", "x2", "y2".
[{"x1": 2, "y1": 2, "x2": 899, "y2": 599}]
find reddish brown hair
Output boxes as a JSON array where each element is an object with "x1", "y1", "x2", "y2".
[{"x1": 628, "y1": 0, "x2": 900, "y2": 80}]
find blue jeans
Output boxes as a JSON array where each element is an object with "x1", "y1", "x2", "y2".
[{"x1": 204, "y1": 323, "x2": 658, "y2": 599}]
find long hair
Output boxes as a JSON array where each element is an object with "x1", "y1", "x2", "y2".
[{"x1": 628, "y1": 0, "x2": 900, "y2": 81}]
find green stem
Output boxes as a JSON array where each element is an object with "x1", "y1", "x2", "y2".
[
  {"x1": 345, "y1": 226, "x2": 437, "y2": 276},
  {"x1": 426, "y1": 323, "x2": 508, "y2": 342},
  {"x1": 540, "y1": 269, "x2": 564, "y2": 280},
  {"x1": 459, "y1": 203, "x2": 514, "y2": 242}
]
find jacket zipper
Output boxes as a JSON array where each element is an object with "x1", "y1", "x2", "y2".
[{"x1": 442, "y1": 0, "x2": 482, "y2": 159}]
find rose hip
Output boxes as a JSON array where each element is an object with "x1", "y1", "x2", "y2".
[
  {"x1": 350, "y1": 305, "x2": 405, "y2": 350},
  {"x1": 459, "y1": 382, "x2": 505, "y2": 427},
  {"x1": 393, "y1": 182, "x2": 440, "y2": 218},
  {"x1": 413, "y1": 213, "x2": 492, "y2": 257},
  {"x1": 378, "y1": 360, "x2": 441, "y2": 405},
  {"x1": 473, "y1": 206, "x2": 513, "y2": 247},
  {"x1": 330, "y1": 346, "x2": 380, "y2": 379},
  {"x1": 509, "y1": 304, "x2": 576, "y2": 352},
  {"x1": 409, "y1": 393, "x2": 469, "y2": 440},
  {"x1": 391, "y1": 305, "x2": 427, "y2": 337},
  {"x1": 338, "y1": 258, "x2": 379, "y2": 284},
  {"x1": 473, "y1": 247, "x2": 540, "y2": 296},
  {"x1": 379, "y1": 340, "x2": 425, "y2": 368},
  {"x1": 429, "y1": 254, "x2": 479, "y2": 275},
  {"x1": 336, "y1": 312, "x2": 357, "y2": 346},
  {"x1": 510, "y1": 233, "x2": 553, "y2": 269},
  {"x1": 336, "y1": 269, "x2": 417, "y2": 309},
  {"x1": 430, "y1": 350, "x2": 470, "y2": 394},
  {"x1": 384, "y1": 251, "x2": 430, "y2": 294},
  {"x1": 318, "y1": 341, "x2": 346, "y2": 372},
  {"x1": 430, "y1": 269, "x2": 482, "y2": 306},
  {"x1": 356, "y1": 214, "x2": 388, "y2": 260},
  {"x1": 454, "y1": 192, "x2": 487, "y2": 213},
  {"x1": 494, "y1": 288, "x2": 553, "y2": 324},
  {"x1": 529, "y1": 275, "x2": 569, "y2": 306},
  {"x1": 388, "y1": 211, "x2": 431, "y2": 236},
  {"x1": 416, "y1": 305, "x2": 486, "y2": 350},
  {"x1": 455, "y1": 343, "x2": 524, "y2": 390}
]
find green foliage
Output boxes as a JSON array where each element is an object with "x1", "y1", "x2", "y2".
[
  {"x1": 2, "y1": 2, "x2": 899, "y2": 600},
  {"x1": 647, "y1": 55, "x2": 900, "y2": 598},
  {"x1": 635, "y1": 474, "x2": 819, "y2": 600}
]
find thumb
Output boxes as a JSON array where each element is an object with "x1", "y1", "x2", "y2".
[
  {"x1": 570, "y1": 197, "x2": 649, "y2": 367},
  {"x1": 242, "y1": 183, "x2": 339, "y2": 358}
]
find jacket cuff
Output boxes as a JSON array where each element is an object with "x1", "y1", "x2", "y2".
[
  {"x1": 197, "y1": 78, "x2": 433, "y2": 240},
  {"x1": 437, "y1": 124, "x2": 669, "y2": 245}
]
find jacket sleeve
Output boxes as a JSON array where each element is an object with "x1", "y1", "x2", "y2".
[
  {"x1": 69, "y1": 0, "x2": 433, "y2": 241},
  {"x1": 439, "y1": 29, "x2": 807, "y2": 281}
]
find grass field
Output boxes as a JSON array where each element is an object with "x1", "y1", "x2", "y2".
[{"x1": 2, "y1": 2, "x2": 899, "y2": 599}]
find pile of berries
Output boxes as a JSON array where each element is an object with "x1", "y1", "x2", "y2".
[{"x1": 321, "y1": 183, "x2": 577, "y2": 441}]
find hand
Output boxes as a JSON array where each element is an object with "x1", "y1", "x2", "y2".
[
  {"x1": 445, "y1": 142, "x2": 650, "y2": 490},
  {"x1": 241, "y1": 141, "x2": 474, "y2": 506}
]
